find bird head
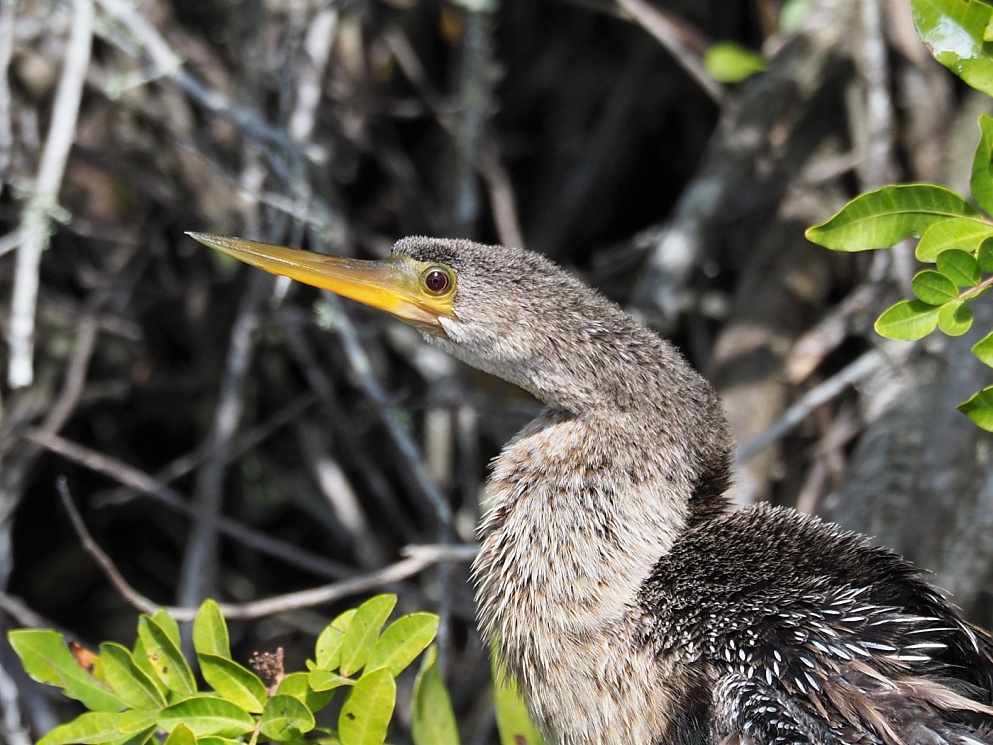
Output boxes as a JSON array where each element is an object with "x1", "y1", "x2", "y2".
[
  {"x1": 188, "y1": 233, "x2": 462, "y2": 335},
  {"x1": 187, "y1": 233, "x2": 686, "y2": 414}
]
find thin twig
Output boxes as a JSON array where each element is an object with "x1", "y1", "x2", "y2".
[
  {"x1": 852, "y1": 0, "x2": 896, "y2": 189},
  {"x1": 177, "y1": 270, "x2": 269, "y2": 607},
  {"x1": 24, "y1": 428, "x2": 356, "y2": 580},
  {"x1": 382, "y1": 24, "x2": 524, "y2": 247},
  {"x1": 7, "y1": 0, "x2": 94, "y2": 387},
  {"x1": 452, "y1": 8, "x2": 494, "y2": 234},
  {"x1": 0, "y1": 313, "x2": 98, "y2": 587},
  {"x1": 328, "y1": 300, "x2": 453, "y2": 528},
  {"x1": 0, "y1": 0, "x2": 15, "y2": 176},
  {"x1": 58, "y1": 475, "x2": 475, "y2": 621},
  {"x1": 93, "y1": 0, "x2": 321, "y2": 163},
  {"x1": 94, "y1": 392, "x2": 318, "y2": 507},
  {"x1": 737, "y1": 342, "x2": 915, "y2": 463},
  {"x1": 282, "y1": 320, "x2": 420, "y2": 544},
  {"x1": 613, "y1": 0, "x2": 724, "y2": 105}
]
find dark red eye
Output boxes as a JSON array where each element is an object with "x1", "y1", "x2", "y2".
[{"x1": 424, "y1": 268, "x2": 451, "y2": 294}]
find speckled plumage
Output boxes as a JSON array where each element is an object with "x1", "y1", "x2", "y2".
[{"x1": 404, "y1": 237, "x2": 993, "y2": 745}]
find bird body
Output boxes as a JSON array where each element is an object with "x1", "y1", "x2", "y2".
[{"x1": 189, "y1": 233, "x2": 993, "y2": 745}]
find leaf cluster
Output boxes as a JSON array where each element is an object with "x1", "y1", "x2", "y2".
[
  {"x1": 805, "y1": 0, "x2": 993, "y2": 432},
  {"x1": 7, "y1": 595, "x2": 455, "y2": 745}
]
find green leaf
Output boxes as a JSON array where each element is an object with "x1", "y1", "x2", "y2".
[
  {"x1": 259, "y1": 694, "x2": 316, "y2": 741},
  {"x1": 367, "y1": 614, "x2": 439, "y2": 677},
  {"x1": 915, "y1": 217, "x2": 993, "y2": 261},
  {"x1": 703, "y1": 42, "x2": 766, "y2": 83},
  {"x1": 199, "y1": 653, "x2": 268, "y2": 713},
  {"x1": 958, "y1": 386, "x2": 993, "y2": 430},
  {"x1": 193, "y1": 601, "x2": 230, "y2": 660},
  {"x1": 98, "y1": 643, "x2": 167, "y2": 710},
  {"x1": 276, "y1": 671, "x2": 335, "y2": 712},
  {"x1": 117, "y1": 711, "x2": 158, "y2": 734},
  {"x1": 973, "y1": 331, "x2": 993, "y2": 366},
  {"x1": 309, "y1": 669, "x2": 354, "y2": 692},
  {"x1": 980, "y1": 237, "x2": 993, "y2": 271},
  {"x1": 805, "y1": 184, "x2": 980, "y2": 251},
  {"x1": 938, "y1": 300, "x2": 974, "y2": 335},
  {"x1": 315, "y1": 609, "x2": 356, "y2": 671},
  {"x1": 937, "y1": 248, "x2": 982, "y2": 286},
  {"x1": 911, "y1": 269, "x2": 959, "y2": 304},
  {"x1": 130, "y1": 635, "x2": 164, "y2": 697},
  {"x1": 339, "y1": 595, "x2": 396, "y2": 677},
  {"x1": 8, "y1": 629, "x2": 73, "y2": 686},
  {"x1": 411, "y1": 646, "x2": 459, "y2": 745},
  {"x1": 38, "y1": 713, "x2": 126, "y2": 745},
  {"x1": 338, "y1": 668, "x2": 396, "y2": 745},
  {"x1": 163, "y1": 723, "x2": 197, "y2": 745},
  {"x1": 492, "y1": 662, "x2": 545, "y2": 745},
  {"x1": 137, "y1": 616, "x2": 196, "y2": 695},
  {"x1": 158, "y1": 696, "x2": 257, "y2": 738},
  {"x1": 912, "y1": 0, "x2": 993, "y2": 98},
  {"x1": 874, "y1": 299, "x2": 941, "y2": 340},
  {"x1": 8, "y1": 630, "x2": 124, "y2": 712},
  {"x1": 150, "y1": 610, "x2": 182, "y2": 648},
  {"x1": 779, "y1": 0, "x2": 812, "y2": 34},
  {"x1": 107, "y1": 726, "x2": 156, "y2": 745},
  {"x1": 972, "y1": 115, "x2": 993, "y2": 214}
]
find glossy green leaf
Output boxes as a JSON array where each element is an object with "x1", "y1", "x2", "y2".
[
  {"x1": 338, "y1": 668, "x2": 395, "y2": 745},
  {"x1": 973, "y1": 331, "x2": 993, "y2": 366},
  {"x1": 130, "y1": 636, "x2": 164, "y2": 697},
  {"x1": 805, "y1": 185, "x2": 980, "y2": 251},
  {"x1": 915, "y1": 217, "x2": 993, "y2": 261},
  {"x1": 193, "y1": 600, "x2": 230, "y2": 660},
  {"x1": 703, "y1": 42, "x2": 766, "y2": 83},
  {"x1": 979, "y1": 237, "x2": 993, "y2": 271},
  {"x1": 150, "y1": 610, "x2": 182, "y2": 648},
  {"x1": 874, "y1": 299, "x2": 941, "y2": 340},
  {"x1": 912, "y1": 0, "x2": 993, "y2": 98},
  {"x1": 137, "y1": 616, "x2": 196, "y2": 695},
  {"x1": 116, "y1": 711, "x2": 157, "y2": 735},
  {"x1": 339, "y1": 595, "x2": 396, "y2": 677},
  {"x1": 937, "y1": 248, "x2": 982, "y2": 286},
  {"x1": 8, "y1": 630, "x2": 124, "y2": 712},
  {"x1": 259, "y1": 694, "x2": 316, "y2": 741},
  {"x1": 937, "y1": 300, "x2": 974, "y2": 335},
  {"x1": 106, "y1": 726, "x2": 156, "y2": 745},
  {"x1": 492, "y1": 662, "x2": 545, "y2": 745},
  {"x1": 367, "y1": 613, "x2": 439, "y2": 677},
  {"x1": 411, "y1": 646, "x2": 459, "y2": 745},
  {"x1": 199, "y1": 653, "x2": 267, "y2": 713},
  {"x1": 98, "y1": 643, "x2": 167, "y2": 710},
  {"x1": 158, "y1": 696, "x2": 256, "y2": 738},
  {"x1": 276, "y1": 671, "x2": 335, "y2": 712},
  {"x1": 911, "y1": 269, "x2": 959, "y2": 304},
  {"x1": 163, "y1": 723, "x2": 197, "y2": 745},
  {"x1": 958, "y1": 386, "x2": 993, "y2": 430},
  {"x1": 9, "y1": 630, "x2": 66, "y2": 686},
  {"x1": 316, "y1": 609, "x2": 356, "y2": 671},
  {"x1": 38, "y1": 713, "x2": 125, "y2": 745},
  {"x1": 309, "y1": 669, "x2": 354, "y2": 692},
  {"x1": 972, "y1": 115, "x2": 993, "y2": 214}
]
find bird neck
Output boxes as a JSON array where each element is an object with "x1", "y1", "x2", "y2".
[{"x1": 473, "y1": 401, "x2": 731, "y2": 744}]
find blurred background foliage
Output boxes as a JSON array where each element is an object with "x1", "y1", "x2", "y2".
[{"x1": 2, "y1": 0, "x2": 993, "y2": 743}]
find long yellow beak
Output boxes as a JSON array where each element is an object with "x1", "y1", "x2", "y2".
[{"x1": 188, "y1": 233, "x2": 456, "y2": 332}]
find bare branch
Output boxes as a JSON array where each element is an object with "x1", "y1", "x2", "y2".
[{"x1": 7, "y1": 0, "x2": 93, "y2": 387}]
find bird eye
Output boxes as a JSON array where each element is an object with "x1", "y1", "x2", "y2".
[{"x1": 423, "y1": 268, "x2": 452, "y2": 295}]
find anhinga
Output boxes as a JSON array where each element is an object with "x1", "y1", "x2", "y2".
[{"x1": 189, "y1": 232, "x2": 993, "y2": 745}]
